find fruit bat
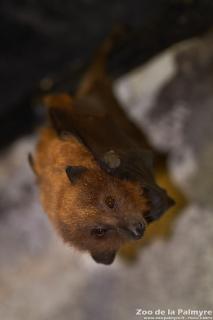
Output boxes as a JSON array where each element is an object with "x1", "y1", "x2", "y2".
[{"x1": 30, "y1": 30, "x2": 174, "y2": 265}]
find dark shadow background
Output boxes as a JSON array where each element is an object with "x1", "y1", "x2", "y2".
[{"x1": 1, "y1": 0, "x2": 213, "y2": 149}]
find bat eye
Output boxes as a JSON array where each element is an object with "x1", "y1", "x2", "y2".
[
  {"x1": 91, "y1": 227, "x2": 108, "y2": 238},
  {"x1": 105, "y1": 196, "x2": 116, "y2": 209}
]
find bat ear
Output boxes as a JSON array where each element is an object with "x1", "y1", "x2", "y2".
[
  {"x1": 65, "y1": 166, "x2": 87, "y2": 183},
  {"x1": 28, "y1": 153, "x2": 38, "y2": 176},
  {"x1": 91, "y1": 250, "x2": 116, "y2": 265},
  {"x1": 144, "y1": 186, "x2": 175, "y2": 223}
]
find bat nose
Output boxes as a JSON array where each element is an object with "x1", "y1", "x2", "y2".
[{"x1": 128, "y1": 222, "x2": 146, "y2": 240}]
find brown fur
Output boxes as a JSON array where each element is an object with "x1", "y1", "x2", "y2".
[
  {"x1": 32, "y1": 30, "x2": 173, "y2": 264},
  {"x1": 34, "y1": 126, "x2": 149, "y2": 262}
]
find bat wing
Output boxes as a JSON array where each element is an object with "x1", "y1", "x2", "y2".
[{"x1": 47, "y1": 89, "x2": 155, "y2": 188}]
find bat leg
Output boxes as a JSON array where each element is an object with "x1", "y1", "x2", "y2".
[{"x1": 77, "y1": 25, "x2": 128, "y2": 97}]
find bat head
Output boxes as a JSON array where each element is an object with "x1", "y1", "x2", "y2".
[{"x1": 55, "y1": 162, "x2": 174, "y2": 265}]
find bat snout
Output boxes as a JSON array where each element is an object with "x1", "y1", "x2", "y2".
[
  {"x1": 121, "y1": 222, "x2": 146, "y2": 240},
  {"x1": 128, "y1": 222, "x2": 146, "y2": 240}
]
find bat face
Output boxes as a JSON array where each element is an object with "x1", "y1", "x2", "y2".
[
  {"x1": 56, "y1": 166, "x2": 150, "y2": 265},
  {"x1": 32, "y1": 130, "x2": 174, "y2": 265}
]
